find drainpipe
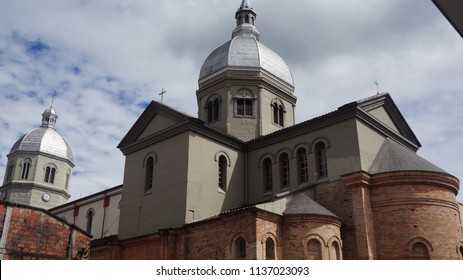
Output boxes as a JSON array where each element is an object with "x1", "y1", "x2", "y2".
[
  {"x1": 67, "y1": 226, "x2": 74, "y2": 260},
  {"x1": 100, "y1": 196, "x2": 110, "y2": 238}
]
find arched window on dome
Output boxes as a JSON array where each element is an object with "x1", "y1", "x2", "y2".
[
  {"x1": 44, "y1": 165, "x2": 56, "y2": 184},
  {"x1": 206, "y1": 95, "x2": 221, "y2": 123},
  {"x1": 234, "y1": 89, "x2": 254, "y2": 117},
  {"x1": 65, "y1": 170, "x2": 71, "y2": 190},
  {"x1": 86, "y1": 208, "x2": 95, "y2": 234},
  {"x1": 6, "y1": 164, "x2": 14, "y2": 182},
  {"x1": 21, "y1": 159, "x2": 31, "y2": 180},
  {"x1": 272, "y1": 99, "x2": 285, "y2": 127}
]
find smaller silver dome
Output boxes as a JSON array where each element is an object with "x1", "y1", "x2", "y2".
[{"x1": 9, "y1": 127, "x2": 74, "y2": 163}]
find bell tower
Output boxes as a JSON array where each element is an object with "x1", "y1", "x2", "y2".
[
  {"x1": 0, "y1": 100, "x2": 74, "y2": 209},
  {"x1": 197, "y1": 0, "x2": 296, "y2": 141}
]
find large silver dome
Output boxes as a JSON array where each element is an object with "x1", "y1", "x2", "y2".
[
  {"x1": 199, "y1": 36, "x2": 294, "y2": 86},
  {"x1": 199, "y1": 0, "x2": 294, "y2": 87},
  {"x1": 9, "y1": 127, "x2": 74, "y2": 163}
]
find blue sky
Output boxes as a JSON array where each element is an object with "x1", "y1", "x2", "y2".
[{"x1": 0, "y1": 0, "x2": 462, "y2": 203}]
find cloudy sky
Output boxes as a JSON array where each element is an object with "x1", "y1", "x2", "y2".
[{"x1": 0, "y1": 0, "x2": 462, "y2": 203}]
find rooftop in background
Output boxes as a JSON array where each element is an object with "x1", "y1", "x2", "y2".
[{"x1": 432, "y1": 0, "x2": 463, "y2": 38}]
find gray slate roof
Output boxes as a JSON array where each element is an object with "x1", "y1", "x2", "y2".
[
  {"x1": 284, "y1": 193, "x2": 339, "y2": 218},
  {"x1": 369, "y1": 138, "x2": 447, "y2": 174}
]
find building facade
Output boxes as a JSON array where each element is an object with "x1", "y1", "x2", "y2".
[
  {"x1": 1, "y1": 0, "x2": 462, "y2": 260},
  {"x1": 50, "y1": 185, "x2": 122, "y2": 239},
  {"x1": 92, "y1": 0, "x2": 463, "y2": 260}
]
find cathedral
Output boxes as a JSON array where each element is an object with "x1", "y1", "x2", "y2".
[{"x1": 1, "y1": 0, "x2": 463, "y2": 260}]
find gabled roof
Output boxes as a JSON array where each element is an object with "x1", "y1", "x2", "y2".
[
  {"x1": 247, "y1": 93, "x2": 421, "y2": 151},
  {"x1": 369, "y1": 138, "x2": 447, "y2": 175},
  {"x1": 117, "y1": 101, "x2": 244, "y2": 155},
  {"x1": 117, "y1": 101, "x2": 201, "y2": 149},
  {"x1": 356, "y1": 93, "x2": 421, "y2": 148}
]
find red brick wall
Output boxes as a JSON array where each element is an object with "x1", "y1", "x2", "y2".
[
  {"x1": 0, "y1": 202, "x2": 91, "y2": 260},
  {"x1": 370, "y1": 171, "x2": 463, "y2": 260},
  {"x1": 315, "y1": 180, "x2": 357, "y2": 259},
  {"x1": 282, "y1": 214, "x2": 342, "y2": 260},
  {"x1": 91, "y1": 208, "x2": 342, "y2": 260}
]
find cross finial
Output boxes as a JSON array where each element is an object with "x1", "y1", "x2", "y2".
[
  {"x1": 51, "y1": 95, "x2": 56, "y2": 107},
  {"x1": 374, "y1": 81, "x2": 380, "y2": 94},
  {"x1": 159, "y1": 88, "x2": 166, "y2": 102}
]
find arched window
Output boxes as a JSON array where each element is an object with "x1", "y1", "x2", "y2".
[
  {"x1": 459, "y1": 246, "x2": 463, "y2": 259},
  {"x1": 44, "y1": 166, "x2": 56, "y2": 184},
  {"x1": 263, "y1": 158, "x2": 273, "y2": 193},
  {"x1": 65, "y1": 172, "x2": 71, "y2": 189},
  {"x1": 411, "y1": 242, "x2": 430, "y2": 260},
  {"x1": 234, "y1": 89, "x2": 254, "y2": 117},
  {"x1": 235, "y1": 237, "x2": 246, "y2": 260},
  {"x1": 21, "y1": 160, "x2": 31, "y2": 180},
  {"x1": 307, "y1": 239, "x2": 322, "y2": 260},
  {"x1": 315, "y1": 142, "x2": 328, "y2": 178},
  {"x1": 330, "y1": 241, "x2": 341, "y2": 260},
  {"x1": 6, "y1": 164, "x2": 14, "y2": 182},
  {"x1": 145, "y1": 156, "x2": 155, "y2": 193},
  {"x1": 297, "y1": 148, "x2": 308, "y2": 183},
  {"x1": 272, "y1": 100, "x2": 284, "y2": 127},
  {"x1": 245, "y1": 15, "x2": 250, "y2": 24},
  {"x1": 279, "y1": 153, "x2": 290, "y2": 189},
  {"x1": 207, "y1": 96, "x2": 220, "y2": 123},
  {"x1": 218, "y1": 155, "x2": 227, "y2": 191},
  {"x1": 265, "y1": 238, "x2": 276, "y2": 260},
  {"x1": 236, "y1": 99, "x2": 253, "y2": 116},
  {"x1": 86, "y1": 209, "x2": 95, "y2": 234}
]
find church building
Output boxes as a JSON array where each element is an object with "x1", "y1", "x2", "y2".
[{"x1": 2, "y1": 0, "x2": 463, "y2": 260}]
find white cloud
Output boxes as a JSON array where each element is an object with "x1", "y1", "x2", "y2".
[{"x1": 0, "y1": 0, "x2": 462, "y2": 202}]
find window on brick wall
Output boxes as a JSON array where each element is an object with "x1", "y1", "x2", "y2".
[
  {"x1": 411, "y1": 242, "x2": 430, "y2": 260},
  {"x1": 330, "y1": 241, "x2": 341, "y2": 260},
  {"x1": 235, "y1": 237, "x2": 246, "y2": 260},
  {"x1": 307, "y1": 239, "x2": 322, "y2": 260},
  {"x1": 265, "y1": 238, "x2": 276, "y2": 260}
]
